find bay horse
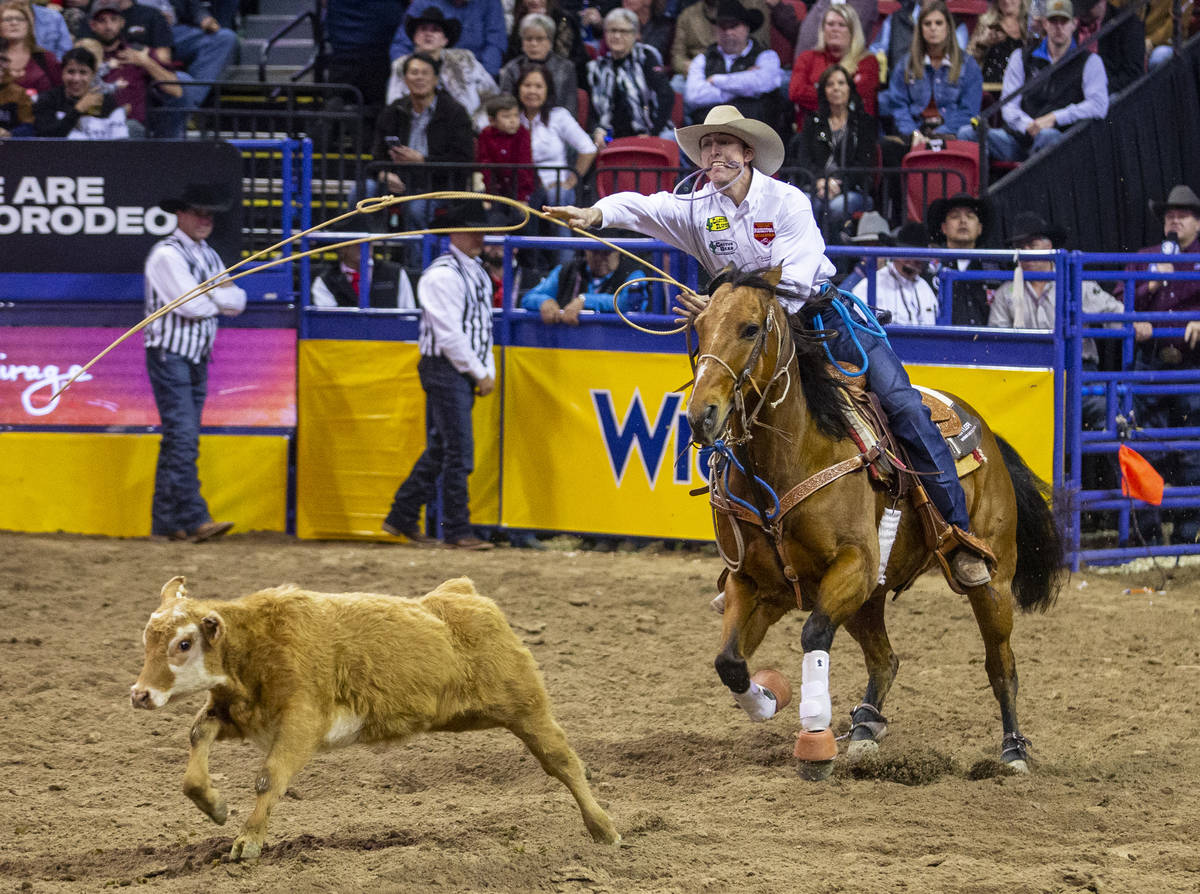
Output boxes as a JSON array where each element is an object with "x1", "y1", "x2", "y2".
[{"x1": 686, "y1": 269, "x2": 1066, "y2": 773}]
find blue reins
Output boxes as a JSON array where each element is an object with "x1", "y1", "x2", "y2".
[
  {"x1": 812, "y1": 287, "x2": 889, "y2": 378},
  {"x1": 712, "y1": 438, "x2": 781, "y2": 522}
]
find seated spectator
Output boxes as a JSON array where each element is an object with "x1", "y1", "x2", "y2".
[
  {"x1": 498, "y1": 12, "x2": 577, "y2": 117},
  {"x1": 312, "y1": 229, "x2": 417, "y2": 309},
  {"x1": 683, "y1": 0, "x2": 784, "y2": 128},
  {"x1": 33, "y1": 44, "x2": 129, "y2": 137},
  {"x1": 621, "y1": 0, "x2": 674, "y2": 64},
  {"x1": 24, "y1": 0, "x2": 72, "y2": 57},
  {"x1": 794, "y1": 0, "x2": 876, "y2": 57},
  {"x1": 476, "y1": 94, "x2": 535, "y2": 202},
  {"x1": 159, "y1": 0, "x2": 238, "y2": 107},
  {"x1": 1124, "y1": 185, "x2": 1200, "y2": 543},
  {"x1": 973, "y1": 0, "x2": 1108, "y2": 161},
  {"x1": 1074, "y1": 0, "x2": 1144, "y2": 93},
  {"x1": 1, "y1": 0, "x2": 60, "y2": 102},
  {"x1": 880, "y1": 0, "x2": 982, "y2": 151},
  {"x1": 670, "y1": 0, "x2": 773, "y2": 79},
  {"x1": 870, "y1": 0, "x2": 969, "y2": 82},
  {"x1": 852, "y1": 221, "x2": 941, "y2": 325},
  {"x1": 966, "y1": 0, "x2": 1029, "y2": 85},
  {"x1": 386, "y1": 7, "x2": 499, "y2": 131},
  {"x1": 504, "y1": 0, "x2": 587, "y2": 79},
  {"x1": 322, "y1": 0, "x2": 408, "y2": 113},
  {"x1": 785, "y1": 64, "x2": 878, "y2": 241},
  {"x1": 789, "y1": 3, "x2": 879, "y2": 120},
  {"x1": 515, "y1": 61, "x2": 595, "y2": 206},
  {"x1": 390, "y1": 0, "x2": 506, "y2": 79},
  {"x1": 925, "y1": 192, "x2": 995, "y2": 326},
  {"x1": 839, "y1": 209, "x2": 893, "y2": 289},
  {"x1": 0, "y1": 47, "x2": 33, "y2": 135},
  {"x1": 586, "y1": 7, "x2": 673, "y2": 147},
  {"x1": 520, "y1": 240, "x2": 650, "y2": 322},
  {"x1": 371, "y1": 52, "x2": 476, "y2": 229},
  {"x1": 1142, "y1": 0, "x2": 1198, "y2": 69},
  {"x1": 87, "y1": 0, "x2": 180, "y2": 137}
]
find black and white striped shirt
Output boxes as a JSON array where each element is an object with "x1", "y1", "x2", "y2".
[
  {"x1": 417, "y1": 243, "x2": 495, "y2": 382},
  {"x1": 143, "y1": 229, "x2": 246, "y2": 364}
]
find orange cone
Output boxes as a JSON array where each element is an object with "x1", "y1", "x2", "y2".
[{"x1": 1119, "y1": 444, "x2": 1164, "y2": 506}]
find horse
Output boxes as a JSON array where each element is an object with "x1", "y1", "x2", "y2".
[{"x1": 685, "y1": 269, "x2": 1066, "y2": 774}]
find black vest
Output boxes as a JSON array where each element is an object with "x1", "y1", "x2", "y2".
[
  {"x1": 1019, "y1": 46, "x2": 1087, "y2": 126},
  {"x1": 701, "y1": 39, "x2": 772, "y2": 122},
  {"x1": 321, "y1": 260, "x2": 404, "y2": 308}
]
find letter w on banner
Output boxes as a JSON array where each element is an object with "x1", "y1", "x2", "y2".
[{"x1": 1118, "y1": 444, "x2": 1163, "y2": 505}]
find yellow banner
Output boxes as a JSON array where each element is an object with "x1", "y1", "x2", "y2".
[
  {"x1": 296, "y1": 340, "x2": 500, "y2": 540},
  {"x1": 0, "y1": 432, "x2": 286, "y2": 536},
  {"x1": 501, "y1": 348, "x2": 1055, "y2": 539}
]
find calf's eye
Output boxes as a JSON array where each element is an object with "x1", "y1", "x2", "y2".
[{"x1": 178, "y1": 639, "x2": 191, "y2": 652}]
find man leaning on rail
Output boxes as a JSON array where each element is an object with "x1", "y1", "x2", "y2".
[{"x1": 544, "y1": 104, "x2": 992, "y2": 591}]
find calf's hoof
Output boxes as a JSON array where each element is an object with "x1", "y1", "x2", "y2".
[
  {"x1": 794, "y1": 728, "x2": 837, "y2": 781},
  {"x1": 588, "y1": 821, "x2": 622, "y2": 845},
  {"x1": 229, "y1": 835, "x2": 262, "y2": 862},
  {"x1": 184, "y1": 788, "x2": 228, "y2": 825}
]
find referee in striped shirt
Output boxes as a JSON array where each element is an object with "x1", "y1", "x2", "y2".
[
  {"x1": 144, "y1": 183, "x2": 246, "y2": 542},
  {"x1": 383, "y1": 200, "x2": 498, "y2": 550}
]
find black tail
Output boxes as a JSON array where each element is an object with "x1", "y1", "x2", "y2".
[{"x1": 996, "y1": 436, "x2": 1066, "y2": 612}]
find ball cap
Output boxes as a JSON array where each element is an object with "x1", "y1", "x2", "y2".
[{"x1": 1044, "y1": 0, "x2": 1074, "y2": 20}]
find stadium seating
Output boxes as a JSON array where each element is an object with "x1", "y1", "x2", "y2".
[{"x1": 594, "y1": 136, "x2": 681, "y2": 197}]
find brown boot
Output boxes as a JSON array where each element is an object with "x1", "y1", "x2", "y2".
[{"x1": 949, "y1": 548, "x2": 991, "y2": 588}]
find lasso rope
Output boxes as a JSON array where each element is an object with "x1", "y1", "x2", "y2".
[{"x1": 51, "y1": 190, "x2": 704, "y2": 400}]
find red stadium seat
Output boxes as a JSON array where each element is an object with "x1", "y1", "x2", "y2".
[
  {"x1": 594, "y1": 136, "x2": 681, "y2": 197},
  {"x1": 576, "y1": 88, "x2": 589, "y2": 130},
  {"x1": 901, "y1": 139, "x2": 980, "y2": 222}
]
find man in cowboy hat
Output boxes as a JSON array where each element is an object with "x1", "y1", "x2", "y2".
[
  {"x1": 382, "y1": 200, "x2": 500, "y2": 551},
  {"x1": 384, "y1": 5, "x2": 500, "y2": 131},
  {"x1": 851, "y1": 221, "x2": 940, "y2": 326},
  {"x1": 683, "y1": 0, "x2": 784, "y2": 127},
  {"x1": 669, "y1": 0, "x2": 773, "y2": 78},
  {"x1": 926, "y1": 192, "x2": 995, "y2": 327},
  {"x1": 389, "y1": 0, "x2": 506, "y2": 78},
  {"x1": 546, "y1": 104, "x2": 995, "y2": 590},
  {"x1": 1124, "y1": 185, "x2": 1200, "y2": 543},
  {"x1": 144, "y1": 183, "x2": 245, "y2": 543}
]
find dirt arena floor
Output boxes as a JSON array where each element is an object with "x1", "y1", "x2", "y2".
[{"x1": 2, "y1": 531, "x2": 1199, "y2": 893}]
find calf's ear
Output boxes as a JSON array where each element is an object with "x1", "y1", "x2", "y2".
[
  {"x1": 200, "y1": 612, "x2": 224, "y2": 645},
  {"x1": 160, "y1": 576, "x2": 188, "y2": 604}
]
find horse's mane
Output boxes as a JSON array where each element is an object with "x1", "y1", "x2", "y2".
[{"x1": 708, "y1": 269, "x2": 851, "y2": 441}]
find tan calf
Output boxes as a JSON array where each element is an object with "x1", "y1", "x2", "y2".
[{"x1": 131, "y1": 576, "x2": 619, "y2": 860}]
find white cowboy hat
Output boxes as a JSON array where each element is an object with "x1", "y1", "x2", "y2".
[{"x1": 675, "y1": 105, "x2": 785, "y2": 176}]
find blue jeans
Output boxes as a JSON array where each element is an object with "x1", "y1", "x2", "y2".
[
  {"x1": 171, "y1": 24, "x2": 238, "y2": 105},
  {"x1": 815, "y1": 295, "x2": 971, "y2": 531},
  {"x1": 146, "y1": 348, "x2": 211, "y2": 535},
  {"x1": 385, "y1": 355, "x2": 477, "y2": 540},
  {"x1": 982, "y1": 125, "x2": 1066, "y2": 162}
]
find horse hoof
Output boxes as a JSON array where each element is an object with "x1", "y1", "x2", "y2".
[
  {"x1": 1006, "y1": 758, "x2": 1029, "y2": 774},
  {"x1": 794, "y1": 728, "x2": 837, "y2": 779},
  {"x1": 797, "y1": 759, "x2": 836, "y2": 781},
  {"x1": 845, "y1": 739, "x2": 879, "y2": 763},
  {"x1": 751, "y1": 668, "x2": 791, "y2": 712}
]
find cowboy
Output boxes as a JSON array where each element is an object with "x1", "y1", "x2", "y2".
[
  {"x1": 545, "y1": 104, "x2": 993, "y2": 590},
  {"x1": 926, "y1": 192, "x2": 995, "y2": 326},
  {"x1": 683, "y1": 0, "x2": 784, "y2": 128},
  {"x1": 388, "y1": 0, "x2": 506, "y2": 78},
  {"x1": 1125, "y1": 185, "x2": 1200, "y2": 544},
  {"x1": 144, "y1": 183, "x2": 244, "y2": 543}
]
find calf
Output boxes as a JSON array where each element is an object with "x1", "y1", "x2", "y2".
[{"x1": 131, "y1": 576, "x2": 619, "y2": 860}]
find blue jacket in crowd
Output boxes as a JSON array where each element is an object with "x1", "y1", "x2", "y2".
[{"x1": 882, "y1": 53, "x2": 983, "y2": 136}]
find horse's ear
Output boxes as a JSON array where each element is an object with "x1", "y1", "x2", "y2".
[
  {"x1": 706, "y1": 264, "x2": 736, "y2": 295},
  {"x1": 762, "y1": 266, "x2": 783, "y2": 288}
]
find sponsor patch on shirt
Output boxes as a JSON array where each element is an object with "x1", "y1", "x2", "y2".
[
  {"x1": 753, "y1": 221, "x2": 775, "y2": 246},
  {"x1": 708, "y1": 239, "x2": 737, "y2": 254},
  {"x1": 705, "y1": 215, "x2": 730, "y2": 232}
]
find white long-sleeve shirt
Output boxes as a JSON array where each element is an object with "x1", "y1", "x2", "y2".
[
  {"x1": 999, "y1": 41, "x2": 1109, "y2": 134},
  {"x1": 594, "y1": 169, "x2": 836, "y2": 305},
  {"x1": 851, "y1": 262, "x2": 939, "y2": 326},
  {"x1": 417, "y1": 243, "x2": 496, "y2": 382},
  {"x1": 143, "y1": 228, "x2": 246, "y2": 363},
  {"x1": 684, "y1": 44, "x2": 783, "y2": 107}
]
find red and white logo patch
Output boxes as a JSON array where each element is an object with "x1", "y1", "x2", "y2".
[{"x1": 753, "y1": 221, "x2": 775, "y2": 246}]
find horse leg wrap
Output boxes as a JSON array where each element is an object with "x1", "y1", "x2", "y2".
[
  {"x1": 798, "y1": 650, "x2": 832, "y2": 731},
  {"x1": 732, "y1": 680, "x2": 781, "y2": 722}
]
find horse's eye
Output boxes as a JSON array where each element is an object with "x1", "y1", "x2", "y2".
[{"x1": 741, "y1": 323, "x2": 760, "y2": 340}]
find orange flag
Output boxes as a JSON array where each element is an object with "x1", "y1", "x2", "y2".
[{"x1": 1118, "y1": 444, "x2": 1164, "y2": 506}]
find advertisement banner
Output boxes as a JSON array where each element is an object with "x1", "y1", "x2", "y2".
[
  {"x1": 0, "y1": 141, "x2": 242, "y2": 272},
  {"x1": 500, "y1": 347, "x2": 1055, "y2": 539},
  {"x1": 0, "y1": 327, "x2": 296, "y2": 427}
]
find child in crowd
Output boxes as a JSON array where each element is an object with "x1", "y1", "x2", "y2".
[{"x1": 475, "y1": 94, "x2": 535, "y2": 202}]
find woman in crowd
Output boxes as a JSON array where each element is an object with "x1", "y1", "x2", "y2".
[
  {"x1": 499, "y1": 12, "x2": 578, "y2": 117},
  {"x1": 585, "y1": 7, "x2": 672, "y2": 148},
  {"x1": 966, "y1": 0, "x2": 1029, "y2": 84},
  {"x1": 789, "y1": 3, "x2": 878, "y2": 122},
  {"x1": 504, "y1": 0, "x2": 587, "y2": 77},
  {"x1": 881, "y1": 0, "x2": 981, "y2": 151},
  {"x1": 1, "y1": 0, "x2": 59, "y2": 101},
  {"x1": 786, "y1": 64, "x2": 878, "y2": 240},
  {"x1": 33, "y1": 45, "x2": 129, "y2": 138}
]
